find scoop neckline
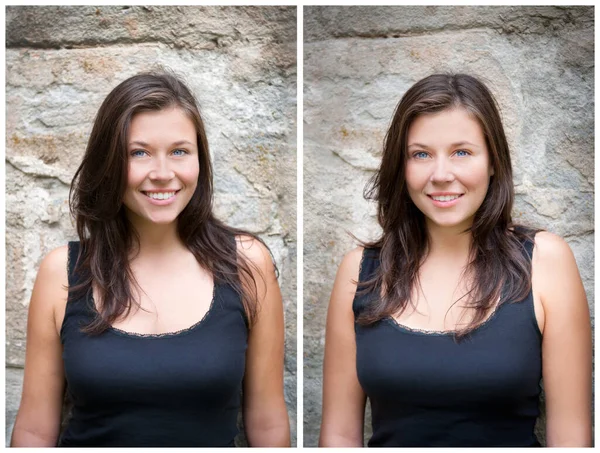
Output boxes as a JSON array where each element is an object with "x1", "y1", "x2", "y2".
[
  {"x1": 90, "y1": 283, "x2": 218, "y2": 340},
  {"x1": 384, "y1": 300, "x2": 506, "y2": 337},
  {"x1": 358, "y1": 247, "x2": 508, "y2": 337}
]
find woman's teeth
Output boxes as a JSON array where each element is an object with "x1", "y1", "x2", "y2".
[
  {"x1": 145, "y1": 191, "x2": 176, "y2": 200},
  {"x1": 431, "y1": 195, "x2": 460, "y2": 202}
]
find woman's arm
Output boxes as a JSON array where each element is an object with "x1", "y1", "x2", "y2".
[
  {"x1": 319, "y1": 247, "x2": 367, "y2": 447},
  {"x1": 11, "y1": 246, "x2": 69, "y2": 447},
  {"x1": 532, "y1": 232, "x2": 592, "y2": 447},
  {"x1": 237, "y1": 236, "x2": 290, "y2": 447}
]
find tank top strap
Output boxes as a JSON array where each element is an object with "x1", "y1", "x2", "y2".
[
  {"x1": 61, "y1": 241, "x2": 94, "y2": 342},
  {"x1": 512, "y1": 225, "x2": 537, "y2": 257},
  {"x1": 202, "y1": 232, "x2": 249, "y2": 328},
  {"x1": 353, "y1": 247, "x2": 382, "y2": 318},
  {"x1": 494, "y1": 230, "x2": 542, "y2": 341},
  {"x1": 65, "y1": 240, "x2": 95, "y2": 317},
  {"x1": 497, "y1": 232, "x2": 534, "y2": 300},
  {"x1": 67, "y1": 241, "x2": 82, "y2": 288},
  {"x1": 358, "y1": 247, "x2": 381, "y2": 281},
  {"x1": 521, "y1": 233, "x2": 535, "y2": 259}
]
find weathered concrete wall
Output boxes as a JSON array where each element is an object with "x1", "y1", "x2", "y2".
[
  {"x1": 6, "y1": 6, "x2": 297, "y2": 446},
  {"x1": 304, "y1": 6, "x2": 593, "y2": 446}
]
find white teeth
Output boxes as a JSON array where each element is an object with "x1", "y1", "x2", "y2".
[
  {"x1": 146, "y1": 191, "x2": 175, "y2": 200},
  {"x1": 432, "y1": 195, "x2": 460, "y2": 202}
]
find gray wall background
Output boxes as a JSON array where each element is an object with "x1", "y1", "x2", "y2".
[
  {"x1": 5, "y1": 6, "x2": 297, "y2": 446},
  {"x1": 304, "y1": 6, "x2": 594, "y2": 447}
]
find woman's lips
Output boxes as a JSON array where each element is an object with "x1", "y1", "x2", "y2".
[
  {"x1": 427, "y1": 193, "x2": 463, "y2": 208},
  {"x1": 141, "y1": 189, "x2": 181, "y2": 205}
]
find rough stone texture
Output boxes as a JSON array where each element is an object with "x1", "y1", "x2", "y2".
[
  {"x1": 304, "y1": 6, "x2": 593, "y2": 447},
  {"x1": 6, "y1": 6, "x2": 296, "y2": 447},
  {"x1": 5, "y1": 368, "x2": 23, "y2": 444}
]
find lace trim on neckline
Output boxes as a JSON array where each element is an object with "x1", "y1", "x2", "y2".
[
  {"x1": 357, "y1": 247, "x2": 513, "y2": 337},
  {"x1": 92, "y1": 284, "x2": 217, "y2": 339},
  {"x1": 386, "y1": 300, "x2": 506, "y2": 337},
  {"x1": 358, "y1": 247, "x2": 509, "y2": 337}
]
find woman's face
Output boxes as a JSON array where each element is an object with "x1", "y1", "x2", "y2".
[
  {"x1": 123, "y1": 107, "x2": 199, "y2": 228},
  {"x1": 405, "y1": 107, "x2": 494, "y2": 233}
]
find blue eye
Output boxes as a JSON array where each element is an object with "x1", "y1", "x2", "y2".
[
  {"x1": 131, "y1": 149, "x2": 147, "y2": 158},
  {"x1": 455, "y1": 149, "x2": 469, "y2": 157},
  {"x1": 413, "y1": 151, "x2": 429, "y2": 159},
  {"x1": 172, "y1": 149, "x2": 187, "y2": 156}
]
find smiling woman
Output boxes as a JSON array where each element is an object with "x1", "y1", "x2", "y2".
[
  {"x1": 319, "y1": 74, "x2": 592, "y2": 447},
  {"x1": 124, "y1": 108, "x2": 200, "y2": 227},
  {"x1": 10, "y1": 72, "x2": 290, "y2": 447},
  {"x1": 405, "y1": 108, "x2": 494, "y2": 232}
]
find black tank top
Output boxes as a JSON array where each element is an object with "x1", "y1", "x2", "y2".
[
  {"x1": 354, "y1": 237, "x2": 542, "y2": 447},
  {"x1": 59, "y1": 241, "x2": 248, "y2": 447}
]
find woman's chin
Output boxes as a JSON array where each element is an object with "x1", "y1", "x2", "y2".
[
  {"x1": 425, "y1": 215, "x2": 475, "y2": 232},
  {"x1": 146, "y1": 216, "x2": 178, "y2": 226},
  {"x1": 127, "y1": 211, "x2": 179, "y2": 229}
]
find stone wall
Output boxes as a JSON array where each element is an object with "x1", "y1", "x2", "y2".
[
  {"x1": 6, "y1": 6, "x2": 297, "y2": 446},
  {"x1": 304, "y1": 6, "x2": 594, "y2": 446}
]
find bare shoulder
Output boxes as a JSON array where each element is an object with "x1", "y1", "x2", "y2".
[
  {"x1": 337, "y1": 246, "x2": 365, "y2": 282},
  {"x1": 37, "y1": 245, "x2": 69, "y2": 290},
  {"x1": 235, "y1": 235, "x2": 282, "y2": 329},
  {"x1": 532, "y1": 231, "x2": 585, "y2": 312},
  {"x1": 235, "y1": 234, "x2": 276, "y2": 278},
  {"x1": 342, "y1": 246, "x2": 364, "y2": 266},
  {"x1": 236, "y1": 234, "x2": 270, "y2": 261},
  {"x1": 328, "y1": 246, "x2": 365, "y2": 311},
  {"x1": 533, "y1": 231, "x2": 575, "y2": 263},
  {"x1": 30, "y1": 245, "x2": 70, "y2": 332},
  {"x1": 532, "y1": 230, "x2": 579, "y2": 280}
]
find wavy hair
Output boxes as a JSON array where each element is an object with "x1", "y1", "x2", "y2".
[
  {"x1": 69, "y1": 70, "x2": 268, "y2": 334},
  {"x1": 359, "y1": 73, "x2": 537, "y2": 337}
]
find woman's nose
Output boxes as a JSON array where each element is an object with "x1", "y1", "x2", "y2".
[
  {"x1": 429, "y1": 157, "x2": 455, "y2": 183},
  {"x1": 149, "y1": 156, "x2": 175, "y2": 180}
]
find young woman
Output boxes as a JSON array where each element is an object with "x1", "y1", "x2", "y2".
[
  {"x1": 11, "y1": 72, "x2": 290, "y2": 447},
  {"x1": 320, "y1": 74, "x2": 592, "y2": 447}
]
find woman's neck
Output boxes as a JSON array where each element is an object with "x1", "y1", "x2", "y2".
[
  {"x1": 425, "y1": 221, "x2": 473, "y2": 262},
  {"x1": 128, "y1": 218, "x2": 187, "y2": 260}
]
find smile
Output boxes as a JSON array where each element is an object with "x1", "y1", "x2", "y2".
[
  {"x1": 142, "y1": 190, "x2": 180, "y2": 201},
  {"x1": 430, "y1": 194, "x2": 462, "y2": 202},
  {"x1": 427, "y1": 193, "x2": 463, "y2": 207}
]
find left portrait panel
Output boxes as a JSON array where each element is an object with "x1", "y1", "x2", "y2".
[{"x1": 6, "y1": 6, "x2": 297, "y2": 447}]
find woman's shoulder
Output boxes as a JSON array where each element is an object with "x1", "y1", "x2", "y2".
[
  {"x1": 235, "y1": 234, "x2": 274, "y2": 272},
  {"x1": 513, "y1": 227, "x2": 576, "y2": 272},
  {"x1": 337, "y1": 245, "x2": 362, "y2": 267},
  {"x1": 342, "y1": 244, "x2": 383, "y2": 271},
  {"x1": 532, "y1": 230, "x2": 575, "y2": 263},
  {"x1": 509, "y1": 226, "x2": 564, "y2": 258},
  {"x1": 328, "y1": 248, "x2": 364, "y2": 308},
  {"x1": 343, "y1": 246, "x2": 364, "y2": 263},
  {"x1": 336, "y1": 246, "x2": 369, "y2": 282},
  {"x1": 31, "y1": 245, "x2": 70, "y2": 328},
  {"x1": 531, "y1": 230, "x2": 583, "y2": 310},
  {"x1": 38, "y1": 245, "x2": 70, "y2": 279}
]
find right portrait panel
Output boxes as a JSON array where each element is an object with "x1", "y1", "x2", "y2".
[{"x1": 304, "y1": 6, "x2": 594, "y2": 448}]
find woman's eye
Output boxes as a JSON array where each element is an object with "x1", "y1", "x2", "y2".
[
  {"x1": 455, "y1": 149, "x2": 470, "y2": 157},
  {"x1": 130, "y1": 150, "x2": 147, "y2": 158},
  {"x1": 172, "y1": 149, "x2": 187, "y2": 156},
  {"x1": 413, "y1": 151, "x2": 429, "y2": 159}
]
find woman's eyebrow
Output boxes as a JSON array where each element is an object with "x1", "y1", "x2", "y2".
[
  {"x1": 129, "y1": 140, "x2": 150, "y2": 147},
  {"x1": 450, "y1": 141, "x2": 480, "y2": 148},
  {"x1": 171, "y1": 140, "x2": 196, "y2": 147},
  {"x1": 128, "y1": 140, "x2": 196, "y2": 147},
  {"x1": 407, "y1": 142, "x2": 432, "y2": 149},
  {"x1": 407, "y1": 141, "x2": 480, "y2": 149}
]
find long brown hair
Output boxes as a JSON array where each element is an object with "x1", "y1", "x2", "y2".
[
  {"x1": 360, "y1": 73, "x2": 537, "y2": 337},
  {"x1": 69, "y1": 70, "x2": 268, "y2": 334}
]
